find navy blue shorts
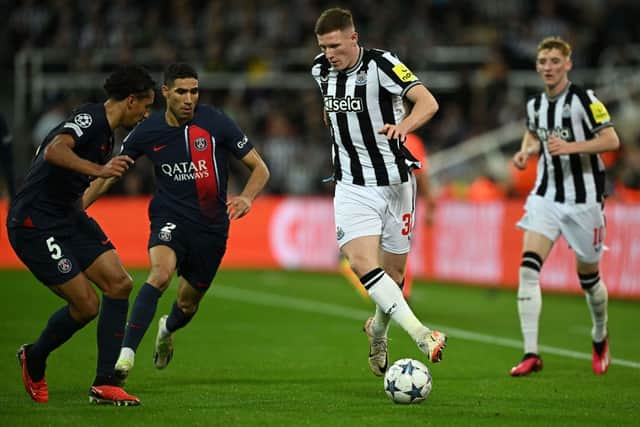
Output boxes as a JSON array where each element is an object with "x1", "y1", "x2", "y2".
[
  {"x1": 8, "y1": 212, "x2": 115, "y2": 286},
  {"x1": 148, "y1": 219, "x2": 227, "y2": 291}
]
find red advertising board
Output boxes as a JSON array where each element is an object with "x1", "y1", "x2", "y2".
[{"x1": 1, "y1": 198, "x2": 638, "y2": 299}]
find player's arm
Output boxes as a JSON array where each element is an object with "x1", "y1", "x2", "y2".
[
  {"x1": 548, "y1": 126, "x2": 620, "y2": 156},
  {"x1": 513, "y1": 131, "x2": 540, "y2": 170},
  {"x1": 82, "y1": 177, "x2": 119, "y2": 209},
  {"x1": 227, "y1": 148, "x2": 270, "y2": 220},
  {"x1": 44, "y1": 133, "x2": 134, "y2": 178},
  {"x1": 378, "y1": 85, "x2": 438, "y2": 141}
]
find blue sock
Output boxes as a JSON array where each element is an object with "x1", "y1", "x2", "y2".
[
  {"x1": 95, "y1": 295, "x2": 128, "y2": 384},
  {"x1": 165, "y1": 301, "x2": 194, "y2": 333},
  {"x1": 122, "y1": 283, "x2": 163, "y2": 351},
  {"x1": 28, "y1": 306, "x2": 85, "y2": 381}
]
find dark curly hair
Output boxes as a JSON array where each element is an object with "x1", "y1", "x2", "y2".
[{"x1": 103, "y1": 65, "x2": 156, "y2": 100}]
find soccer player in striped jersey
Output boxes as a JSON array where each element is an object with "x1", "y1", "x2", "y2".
[
  {"x1": 510, "y1": 37, "x2": 620, "y2": 376},
  {"x1": 338, "y1": 133, "x2": 435, "y2": 300},
  {"x1": 312, "y1": 7, "x2": 446, "y2": 377}
]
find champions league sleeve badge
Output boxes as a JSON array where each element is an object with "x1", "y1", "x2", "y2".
[{"x1": 74, "y1": 113, "x2": 93, "y2": 128}]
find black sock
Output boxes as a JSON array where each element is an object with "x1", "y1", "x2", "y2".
[
  {"x1": 28, "y1": 306, "x2": 85, "y2": 381},
  {"x1": 122, "y1": 283, "x2": 162, "y2": 351},
  {"x1": 94, "y1": 295, "x2": 128, "y2": 385},
  {"x1": 165, "y1": 301, "x2": 194, "y2": 333}
]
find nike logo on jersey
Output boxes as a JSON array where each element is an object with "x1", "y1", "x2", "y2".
[
  {"x1": 153, "y1": 144, "x2": 168, "y2": 152},
  {"x1": 101, "y1": 238, "x2": 110, "y2": 245}
]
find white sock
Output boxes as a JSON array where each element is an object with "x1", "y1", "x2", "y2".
[
  {"x1": 371, "y1": 306, "x2": 391, "y2": 337},
  {"x1": 518, "y1": 266, "x2": 542, "y2": 355},
  {"x1": 117, "y1": 347, "x2": 136, "y2": 365},
  {"x1": 159, "y1": 322, "x2": 172, "y2": 339},
  {"x1": 363, "y1": 270, "x2": 428, "y2": 341},
  {"x1": 584, "y1": 279, "x2": 608, "y2": 342}
]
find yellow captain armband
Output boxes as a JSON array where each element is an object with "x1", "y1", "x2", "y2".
[
  {"x1": 392, "y1": 63, "x2": 417, "y2": 83},
  {"x1": 589, "y1": 101, "x2": 610, "y2": 124}
]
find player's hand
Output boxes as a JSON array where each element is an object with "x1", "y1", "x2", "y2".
[
  {"x1": 378, "y1": 124, "x2": 407, "y2": 142},
  {"x1": 97, "y1": 155, "x2": 134, "y2": 178},
  {"x1": 547, "y1": 135, "x2": 573, "y2": 156},
  {"x1": 512, "y1": 151, "x2": 529, "y2": 170},
  {"x1": 227, "y1": 195, "x2": 252, "y2": 220}
]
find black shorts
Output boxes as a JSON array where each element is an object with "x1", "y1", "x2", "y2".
[
  {"x1": 8, "y1": 212, "x2": 115, "y2": 286},
  {"x1": 148, "y1": 219, "x2": 227, "y2": 291}
]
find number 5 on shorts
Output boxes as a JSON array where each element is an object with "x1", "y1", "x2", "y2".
[{"x1": 46, "y1": 236, "x2": 63, "y2": 260}]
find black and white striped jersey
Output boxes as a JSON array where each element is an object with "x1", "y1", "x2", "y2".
[
  {"x1": 526, "y1": 82, "x2": 612, "y2": 204},
  {"x1": 311, "y1": 47, "x2": 423, "y2": 186}
]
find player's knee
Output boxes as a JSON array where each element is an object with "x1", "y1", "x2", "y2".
[
  {"x1": 347, "y1": 255, "x2": 377, "y2": 278},
  {"x1": 71, "y1": 293, "x2": 100, "y2": 322},
  {"x1": 519, "y1": 251, "x2": 543, "y2": 285},
  {"x1": 148, "y1": 267, "x2": 173, "y2": 290},
  {"x1": 104, "y1": 272, "x2": 133, "y2": 298}
]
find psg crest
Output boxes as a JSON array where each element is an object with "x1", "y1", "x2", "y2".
[
  {"x1": 159, "y1": 230, "x2": 172, "y2": 242},
  {"x1": 194, "y1": 137, "x2": 208, "y2": 151},
  {"x1": 57, "y1": 258, "x2": 72, "y2": 274}
]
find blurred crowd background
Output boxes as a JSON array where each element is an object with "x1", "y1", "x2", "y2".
[{"x1": 1, "y1": 0, "x2": 640, "y2": 201}]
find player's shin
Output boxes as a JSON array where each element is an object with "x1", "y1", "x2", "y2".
[
  {"x1": 122, "y1": 283, "x2": 163, "y2": 351},
  {"x1": 94, "y1": 296, "x2": 128, "y2": 385},
  {"x1": 518, "y1": 252, "x2": 543, "y2": 355},
  {"x1": 580, "y1": 272, "x2": 608, "y2": 342},
  {"x1": 28, "y1": 306, "x2": 86, "y2": 380},
  {"x1": 361, "y1": 268, "x2": 427, "y2": 340},
  {"x1": 165, "y1": 300, "x2": 196, "y2": 334},
  {"x1": 371, "y1": 278, "x2": 405, "y2": 336}
]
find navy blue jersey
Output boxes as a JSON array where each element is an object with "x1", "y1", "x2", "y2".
[
  {"x1": 121, "y1": 104, "x2": 253, "y2": 231},
  {"x1": 8, "y1": 103, "x2": 114, "y2": 228}
]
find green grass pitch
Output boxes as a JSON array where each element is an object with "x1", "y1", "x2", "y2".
[{"x1": 0, "y1": 269, "x2": 638, "y2": 426}]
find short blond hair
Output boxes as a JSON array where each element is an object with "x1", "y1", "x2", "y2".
[{"x1": 537, "y1": 36, "x2": 572, "y2": 58}]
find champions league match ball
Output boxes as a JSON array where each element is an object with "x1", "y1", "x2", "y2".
[{"x1": 383, "y1": 358, "x2": 432, "y2": 404}]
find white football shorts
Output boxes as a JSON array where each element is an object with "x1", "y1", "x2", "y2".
[
  {"x1": 333, "y1": 176, "x2": 416, "y2": 254},
  {"x1": 517, "y1": 195, "x2": 606, "y2": 263}
]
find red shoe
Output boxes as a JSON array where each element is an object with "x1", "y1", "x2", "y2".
[
  {"x1": 510, "y1": 353, "x2": 543, "y2": 377},
  {"x1": 17, "y1": 344, "x2": 49, "y2": 403},
  {"x1": 88, "y1": 385, "x2": 140, "y2": 406},
  {"x1": 592, "y1": 336, "x2": 610, "y2": 375}
]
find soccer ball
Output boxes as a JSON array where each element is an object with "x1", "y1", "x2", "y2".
[{"x1": 383, "y1": 358, "x2": 432, "y2": 404}]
